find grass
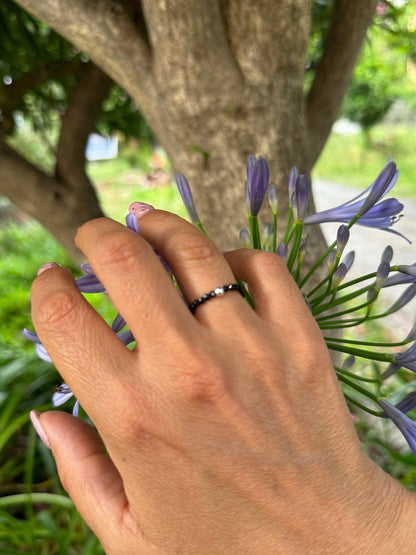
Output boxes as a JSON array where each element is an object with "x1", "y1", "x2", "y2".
[
  {"x1": 2, "y1": 125, "x2": 416, "y2": 552},
  {"x1": 313, "y1": 124, "x2": 416, "y2": 197}
]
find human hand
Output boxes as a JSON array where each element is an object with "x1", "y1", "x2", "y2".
[{"x1": 30, "y1": 209, "x2": 416, "y2": 554}]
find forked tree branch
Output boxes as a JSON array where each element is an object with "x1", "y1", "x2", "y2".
[
  {"x1": 306, "y1": 0, "x2": 378, "y2": 167},
  {"x1": 55, "y1": 62, "x2": 112, "y2": 190}
]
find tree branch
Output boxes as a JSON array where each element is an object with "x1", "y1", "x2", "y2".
[
  {"x1": 306, "y1": 0, "x2": 378, "y2": 167},
  {"x1": 55, "y1": 61, "x2": 112, "y2": 190},
  {"x1": 0, "y1": 142, "x2": 103, "y2": 260},
  {"x1": 12, "y1": 0, "x2": 155, "y2": 107}
]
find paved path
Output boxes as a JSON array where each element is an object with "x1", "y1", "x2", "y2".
[{"x1": 313, "y1": 179, "x2": 416, "y2": 334}]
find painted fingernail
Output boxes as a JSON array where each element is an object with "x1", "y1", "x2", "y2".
[
  {"x1": 30, "y1": 410, "x2": 51, "y2": 448},
  {"x1": 37, "y1": 262, "x2": 60, "y2": 276},
  {"x1": 129, "y1": 202, "x2": 155, "y2": 218}
]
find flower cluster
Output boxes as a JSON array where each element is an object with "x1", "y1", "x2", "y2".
[{"x1": 25, "y1": 157, "x2": 416, "y2": 457}]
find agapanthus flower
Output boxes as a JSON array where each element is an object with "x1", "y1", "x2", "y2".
[
  {"x1": 384, "y1": 340, "x2": 416, "y2": 377},
  {"x1": 246, "y1": 155, "x2": 270, "y2": 217},
  {"x1": 53, "y1": 384, "x2": 80, "y2": 417},
  {"x1": 268, "y1": 184, "x2": 278, "y2": 213},
  {"x1": 379, "y1": 399, "x2": 416, "y2": 456},
  {"x1": 336, "y1": 225, "x2": 349, "y2": 256},
  {"x1": 292, "y1": 174, "x2": 311, "y2": 222},
  {"x1": 304, "y1": 161, "x2": 407, "y2": 239},
  {"x1": 176, "y1": 172, "x2": 200, "y2": 224}
]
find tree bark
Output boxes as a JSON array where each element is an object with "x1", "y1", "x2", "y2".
[
  {"x1": 0, "y1": 142, "x2": 101, "y2": 261},
  {"x1": 0, "y1": 61, "x2": 111, "y2": 261},
  {"x1": 11, "y1": 0, "x2": 377, "y2": 265}
]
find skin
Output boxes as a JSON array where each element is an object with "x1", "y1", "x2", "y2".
[{"x1": 31, "y1": 210, "x2": 416, "y2": 554}]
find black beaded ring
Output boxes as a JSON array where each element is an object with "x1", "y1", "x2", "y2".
[{"x1": 188, "y1": 283, "x2": 245, "y2": 314}]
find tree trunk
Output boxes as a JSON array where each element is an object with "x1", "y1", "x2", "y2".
[{"x1": 11, "y1": 0, "x2": 377, "y2": 266}]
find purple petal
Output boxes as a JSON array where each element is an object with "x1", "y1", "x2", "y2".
[
  {"x1": 23, "y1": 328, "x2": 41, "y2": 343},
  {"x1": 112, "y1": 313, "x2": 126, "y2": 333},
  {"x1": 294, "y1": 175, "x2": 311, "y2": 222},
  {"x1": 386, "y1": 283, "x2": 416, "y2": 314},
  {"x1": 80, "y1": 263, "x2": 95, "y2": 275},
  {"x1": 379, "y1": 399, "x2": 416, "y2": 456},
  {"x1": 36, "y1": 343, "x2": 53, "y2": 363},
  {"x1": 357, "y1": 161, "x2": 398, "y2": 216},
  {"x1": 53, "y1": 384, "x2": 74, "y2": 407},
  {"x1": 246, "y1": 155, "x2": 270, "y2": 216},
  {"x1": 396, "y1": 392, "x2": 416, "y2": 414},
  {"x1": 117, "y1": 329, "x2": 136, "y2": 346},
  {"x1": 75, "y1": 274, "x2": 106, "y2": 293},
  {"x1": 176, "y1": 172, "x2": 199, "y2": 223},
  {"x1": 125, "y1": 213, "x2": 139, "y2": 233}
]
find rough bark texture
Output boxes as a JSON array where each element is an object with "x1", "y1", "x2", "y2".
[{"x1": 10, "y1": 0, "x2": 377, "y2": 263}]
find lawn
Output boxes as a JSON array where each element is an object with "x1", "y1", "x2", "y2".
[{"x1": 313, "y1": 124, "x2": 416, "y2": 197}]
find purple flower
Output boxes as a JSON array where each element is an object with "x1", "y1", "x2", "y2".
[
  {"x1": 379, "y1": 399, "x2": 416, "y2": 456},
  {"x1": 53, "y1": 383, "x2": 79, "y2": 417},
  {"x1": 336, "y1": 225, "x2": 349, "y2": 256},
  {"x1": 246, "y1": 155, "x2": 270, "y2": 216},
  {"x1": 288, "y1": 167, "x2": 298, "y2": 199},
  {"x1": 304, "y1": 161, "x2": 407, "y2": 239},
  {"x1": 386, "y1": 283, "x2": 416, "y2": 314},
  {"x1": 276, "y1": 243, "x2": 288, "y2": 261},
  {"x1": 293, "y1": 175, "x2": 311, "y2": 222},
  {"x1": 384, "y1": 339, "x2": 416, "y2": 377},
  {"x1": 240, "y1": 228, "x2": 251, "y2": 248},
  {"x1": 176, "y1": 172, "x2": 200, "y2": 223},
  {"x1": 268, "y1": 184, "x2": 278, "y2": 213},
  {"x1": 375, "y1": 260, "x2": 390, "y2": 290}
]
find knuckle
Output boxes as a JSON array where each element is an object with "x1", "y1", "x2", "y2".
[
  {"x1": 94, "y1": 230, "x2": 142, "y2": 270},
  {"x1": 170, "y1": 232, "x2": 220, "y2": 266},
  {"x1": 36, "y1": 288, "x2": 79, "y2": 329},
  {"x1": 250, "y1": 251, "x2": 287, "y2": 278}
]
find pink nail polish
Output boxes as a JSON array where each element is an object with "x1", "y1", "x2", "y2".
[
  {"x1": 30, "y1": 410, "x2": 51, "y2": 448},
  {"x1": 129, "y1": 202, "x2": 155, "y2": 218},
  {"x1": 37, "y1": 262, "x2": 60, "y2": 276}
]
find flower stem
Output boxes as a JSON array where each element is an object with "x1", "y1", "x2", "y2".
[{"x1": 249, "y1": 215, "x2": 261, "y2": 250}]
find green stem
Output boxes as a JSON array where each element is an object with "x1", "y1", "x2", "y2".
[
  {"x1": 335, "y1": 366, "x2": 381, "y2": 383},
  {"x1": 283, "y1": 206, "x2": 293, "y2": 244},
  {"x1": 299, "y1": 238, "x2": 337, "y2": 288},
  {"x1": 341, "y1": 392, "x2": 384, "y2": 417},
  {"x1": 196, "y1": 221, "x2": 207, "y2": 234},
  {"x1": 324, "y1": 336, "x2": 409, "y2": 348},
  {"x1": 238, "y1": 280, "x2": 255, "y2": 309},
  {"x1": 336, "y1": 372, "x2": 380, "y2": 403},
  {"x1": 287, "y1": 222, "x2": 303, "y2": 272},
  {"x1": 249, "y1": 215, "x2": 261, "y2": 250},
  {"x1": 0, "y1": 493, "x2": 74, "y2": 509},
  {"x1": 272, "y1": 212, "x2": 277, "y2": 253},
  {"x1": 312, "y1": 283, "x2": 374, "y2": 316},
  {"x1": 327, "y1": 342, "x2": 393, "y2": 363}
]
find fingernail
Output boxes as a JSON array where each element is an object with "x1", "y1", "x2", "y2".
[
  {"x1": 37, "y1": 262, "x2": 60, "y2": 276},
  {"x1": 30, "y1": 410, "x2": 51, "y2": 448},
  {"x1": 129, "y1": 202, "x2": 155, "y2": 218}
]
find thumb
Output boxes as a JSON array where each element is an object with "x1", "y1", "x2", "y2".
[{"x1": 30, "y1": 410, "x2": 145, "y2": 553}]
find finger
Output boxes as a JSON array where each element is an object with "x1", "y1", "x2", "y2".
[
  {"x1": 31, "y1": 265, "x2": 135, "y2": 423},
  {"x1": 224, "y1": 249, "x2": 317, "y2": 327},
  {"x1": 76, "y1": 217, "x2": 193, "y2": 343},
  {"x1": 32, "y1": 410, "x2": 148, "y2": 553},
  {"x1": 134, "y1": 210, "x2": 251, "y2": 325}
]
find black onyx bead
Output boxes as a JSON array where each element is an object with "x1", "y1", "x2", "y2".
[
  {"x1": 202, "y1": 294, "x2": 209, "y2": 300},
  {"x1": 210, "y1": 291, "x2": 216, "y2": 297}
]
